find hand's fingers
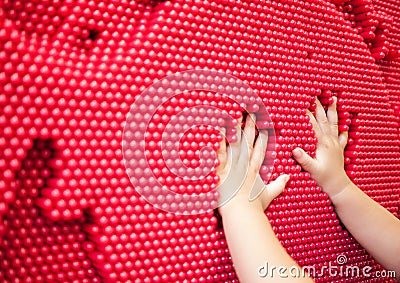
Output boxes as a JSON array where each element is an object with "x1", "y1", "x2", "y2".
[
  {"x1": 315, "y1": 98, "x2": 331, "y2": 134},
  {"x1": 327, "y1": 96, "x2": 339, "y2": 136},
  {"x1": 230, "y1": 115, "x2": 243, "y2": 162},
  {"x1": 306, "y1": 109, "x2": 323, "y2": 141},
  {"x1": 241, "y1": 114, "x2": 256, "y2": 162},
  {"x1": 234, "y1": 115, "x2": 243, "y2": 144},
  {"x1": 292, "y1": 147, "x2": 318, "y2": 174},
  {"x1": 250, "y1": 130, "x2": 268, "y2": 172},
  {"x1": 216, "y1": 127, "x2": 227, "y2": 168},
  {"x1": 339, "y1": 131, "x2": 349, "y2": 150},
  {"x1": 258, "y1": 174, "x2": 290, "y2": 210}
]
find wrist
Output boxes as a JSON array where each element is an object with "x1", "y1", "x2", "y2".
[
  {"x1": 327, "y1": 179, "x2": 356, "y2": 206},
  {"x1": 218, "y1": 195, "x2": 264, "y2": 218},
  {"x1": 321, "y1": 173, "x2": 353, "y2": 199}
]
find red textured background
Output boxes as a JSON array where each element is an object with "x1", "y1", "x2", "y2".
[{"x1": 1, "y1": 0, "x2": 399, "y2": 282}]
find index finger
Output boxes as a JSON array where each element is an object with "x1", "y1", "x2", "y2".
[
  {"x1": 315, "y1": 98, "x2": 331, "y2": 135},
  {"x1": 250, "y1": 130, "x2": 268, "y2": 171},
  {"x1": 217, "y1": 127, "x2": 227, "y2": 167},
  {"x1": 306, "y1": 109, "x2": 323, "y2": 141},
  {"x1": 327, "y1": 96, "x2": 339, "y2": 136}
]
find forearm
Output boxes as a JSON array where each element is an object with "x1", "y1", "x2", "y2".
[
  {"x1": 331, "y1": 182, "x2": 400, "y2": 276},
  {"x1": 221, "y1": 204, "x2": 313, "y2": 282}
]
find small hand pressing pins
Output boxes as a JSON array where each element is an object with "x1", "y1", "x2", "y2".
[
  {"x1": 292, "y1": 97, "x2": 351, "y2": 199},
  {"x1": 216, "y1": 97, "x2": 400, "y2": 283},
  {"x1": 216, "y1": 113, "x2": 290, "y2": 215}
]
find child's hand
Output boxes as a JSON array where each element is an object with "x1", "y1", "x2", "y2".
[
  {"x1": 216, "y1": 114, "x2": 289, "y2": 216},
  {"x1": 292, "y1": 97, "x2": 352, "y2": 198}
]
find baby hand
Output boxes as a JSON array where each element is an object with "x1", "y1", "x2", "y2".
[
  {"x1": 292, "y1": 97, "x2": 352, "y2": 198},
  {"x1": 216, "y1": 114, "x2": 289, "y2": 215}
]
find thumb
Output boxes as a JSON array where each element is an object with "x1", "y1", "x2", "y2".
[
  {"x1": 292, "y1": 148, "x2": 317, "y2": 173},
  {"x1": 265, "y1": 174, "x2": 290, "y2": 200},
  {"x1": 339, "y1": 131, "x2": 348, "y2": 150},
  {"x1": 259, "y1": 174, "x2": 290, "y2": 210}
]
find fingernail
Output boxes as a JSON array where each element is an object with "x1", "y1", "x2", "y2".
[
  {"x1": 282, "y1": 174, "x2": 290, "y2": 182},
  {"x1": 246, "y1": 113, "x2": 255, "y2": 123},
  {"x1": 292, "y1": 148, "x2": 302, "y2": 158},
  {"x1": 333, "y1": 96, "x2": 337, "y2": 103},
  {"x1": 259, "y1": 131, "x2": 268, "y2": 141}
]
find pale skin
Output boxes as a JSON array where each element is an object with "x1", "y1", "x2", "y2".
[
  {"x1": 217, "y1": 113, "x2": 313, "y2": 283},
  {"x1": 217, "y1": 97, "x2": 400, "y2": 282}
]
